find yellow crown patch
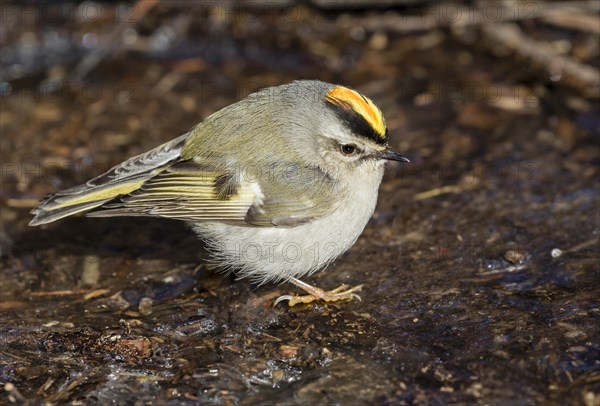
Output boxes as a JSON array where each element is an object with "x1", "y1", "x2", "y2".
[{"x1": 325, "y1": 86, "x2": 387, "y2": 139}]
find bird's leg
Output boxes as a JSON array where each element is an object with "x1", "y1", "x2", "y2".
[{"x1": 274, "y1": 277, "x2": 363, "y2": 307}]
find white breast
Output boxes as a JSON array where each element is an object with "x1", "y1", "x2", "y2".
[{"x1": 195, "y1": 165, "x2": 385, "y2": 283}]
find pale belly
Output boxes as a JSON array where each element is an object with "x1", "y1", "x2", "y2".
[{"x1": 194, "y1": 168, "x2": 384, "y2": 283}]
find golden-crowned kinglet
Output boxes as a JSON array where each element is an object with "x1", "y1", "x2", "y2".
[{"x1": 30, "y1": 80, "x2": 409, "y2": 306}]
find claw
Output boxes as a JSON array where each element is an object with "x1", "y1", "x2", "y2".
[
  {"x1": 274, "y1": 277, "x2": 364, "y2": 307},
  {"x1": 273, "y1": 295, "x2": 294, "y2": 307}
]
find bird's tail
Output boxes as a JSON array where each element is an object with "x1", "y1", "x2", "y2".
[
  {"x1": 29, "y1": 179, "x2": 146, "y2": 226},
  {"x1": 29, "y1": 133, "x2": 188, "y2": 226}
]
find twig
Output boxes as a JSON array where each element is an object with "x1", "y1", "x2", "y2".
[
  {"x1": 4, "y1": 383, "x2": 26, "y2": 403},
  {"x1": 565, "y1": 237, "x2": 599, "y2": 253},
  {"x1": 413, "y1": 182, "x2": 478, "y2": 200},
  {"x1": 542, "y1": 8, "x2": 600, "y2": 34},
  {"x1": 351, "y1": 1, "x2": 600, "y2": 33},
  {"x1": 29, "y1": 290, "x2": 89, "y2": 297},
  {"x1": 481, "y1": 23, "x2": 600, "y2": 96},
  {"x1": 70, "y1": 0, "x2": 159, "y2": 83},
  {"x1": 311, "y1": 0, "x2": 428, "y2": 9}
]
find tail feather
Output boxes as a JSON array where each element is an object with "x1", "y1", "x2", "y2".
[
  {"x1": 30, "y1": 199, "x2": 115, "y2": 226},
  {"x1": 29, "y1": 133, "x2": 188, "y2": 226},
  {"x1": 29, "y1": 179, "x2": 146, "y2": 226}
]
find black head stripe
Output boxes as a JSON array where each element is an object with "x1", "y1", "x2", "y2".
[{"x1": 325, "y1": 102, "x2": 389, "y2": 145}]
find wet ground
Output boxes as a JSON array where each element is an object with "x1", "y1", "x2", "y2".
[{"x1": 1, "y1": 1, "x2": 599, "y2": 405}]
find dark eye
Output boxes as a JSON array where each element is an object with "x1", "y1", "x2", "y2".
[{"x1": 340, "y1": 144, "x2": 357, "y2": 155}]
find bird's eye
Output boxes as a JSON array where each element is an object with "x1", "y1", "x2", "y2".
[{"x1": 340, "y1": 144, "x2": 357, "y2": 155}]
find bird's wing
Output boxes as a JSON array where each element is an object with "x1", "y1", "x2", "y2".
[
  {"x1": 87, "y1": 160, "x2": 256, "y2": 223},
  {"x1": 243, "y1": 164, "x2": 340, "y2": 227},
  {"x1": 88, "y1": 160, "x2": 341, "y2": 227}
]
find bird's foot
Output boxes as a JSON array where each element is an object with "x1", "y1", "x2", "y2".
[{"x1": 274, "y1": 276, "x2": 363, "y2": 307}]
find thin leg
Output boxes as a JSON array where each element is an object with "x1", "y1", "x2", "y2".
[{"x1": 274, "y1": 277, "x2": 363, "y2": 307}]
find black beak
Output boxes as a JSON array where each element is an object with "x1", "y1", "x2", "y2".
[{"x1": 379, "y1": 150, "x2": 410, "y2": 163}]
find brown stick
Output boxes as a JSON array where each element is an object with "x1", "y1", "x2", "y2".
[
  {"x1": 481, "y1": 23, "x2": 600, "y2": 97},
  {"x1": 352, "y1": 1, "x2": 600, "y2": 33}
]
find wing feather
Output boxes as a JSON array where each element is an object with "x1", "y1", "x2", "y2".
[
  {"x1": 243, "y1": 164, "x2": 341, "y2": 226},
  {"x1": 88, "y1": 162, "x2": 256, "y2": 223}
]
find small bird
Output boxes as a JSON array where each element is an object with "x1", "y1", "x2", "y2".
[{"x1": 30, "y1": 80, "x2": 409, "y2": 306}]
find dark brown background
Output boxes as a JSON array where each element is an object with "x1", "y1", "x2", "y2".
[{"x1": 1, "y1": 1, "x2": 599, "y2": 404}]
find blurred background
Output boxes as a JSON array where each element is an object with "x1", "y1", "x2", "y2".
[{"x1": 1, "y1": 1, "x2": 599, "y2": 404}]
